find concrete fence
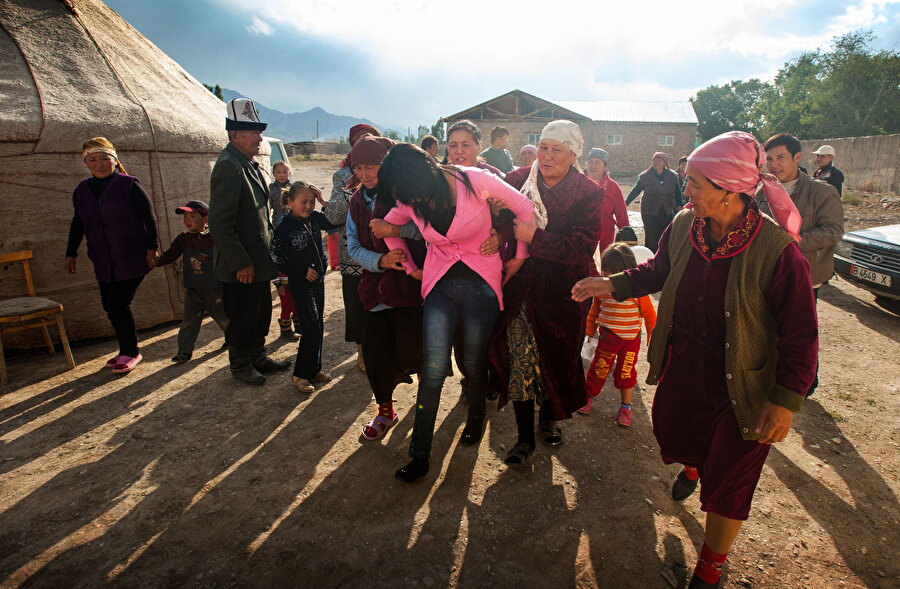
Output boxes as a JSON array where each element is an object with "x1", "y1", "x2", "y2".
[{"x1": 800, "y1": 134, "x2": 899, "y2": 195}]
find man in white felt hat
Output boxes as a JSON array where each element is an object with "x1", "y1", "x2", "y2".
[
  {"x1": 208, "y1": 98, "x2": 291, "y2": 384},
  {"x1": 812, "y1": 144, "x2": 844, "y2": 197}
]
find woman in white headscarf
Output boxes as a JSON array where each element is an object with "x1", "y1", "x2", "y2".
[{"x1": 488, "y1": 120, "x2": 606, "y2": 463}]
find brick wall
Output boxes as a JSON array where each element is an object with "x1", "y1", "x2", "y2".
[{"x1": 446, "y1": 118, "x2": 697, "y2": 175}]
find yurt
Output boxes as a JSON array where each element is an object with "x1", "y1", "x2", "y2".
[{"x1": 0, "y1": 0, "x2": 228, "y2": 346}]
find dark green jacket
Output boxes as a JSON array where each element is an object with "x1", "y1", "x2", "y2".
[{"x1": 208, "y1": 143, "x2": 278, "y2": 283}]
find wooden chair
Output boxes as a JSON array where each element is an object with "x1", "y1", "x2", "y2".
[{"x1": 0, "y1": 250, "x2": 75, "y2": 384}]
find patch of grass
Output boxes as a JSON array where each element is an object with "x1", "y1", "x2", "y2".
[
  {"x1": 837, "y1": 391, "x2": 854, "y2": 401},
  {"x1": 859, "y1": 178, "x2": 881, "y2": 193},
  {"x1": 842, "y1": 191, "x2": 863, "y2": 205},
  {"x1": 825, "y1": 409, "x2": 846, "y2": 423},
  {"x1": 866, "y1": 398, "x2": 877, "y2": 406}
]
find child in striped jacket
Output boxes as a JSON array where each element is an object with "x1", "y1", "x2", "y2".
[{"x1": 579, "y1": 243, "x2": 657, "y2": 426}]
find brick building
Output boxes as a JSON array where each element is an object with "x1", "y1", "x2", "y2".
[{"x1": 445, "y1": 90, "x2": 699, "y2": 176}]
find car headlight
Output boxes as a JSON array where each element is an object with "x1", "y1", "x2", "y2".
[{"x1": 834, "y1": 240, "x2": 853, "y2": 257}]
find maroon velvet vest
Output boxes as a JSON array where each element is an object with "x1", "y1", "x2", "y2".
[
  {"x1": 348, "y1": 190, "x2": 425, "y2": 311},
  {"x1": 72, "y1": 173, "x2": 150, "y2": 283}
]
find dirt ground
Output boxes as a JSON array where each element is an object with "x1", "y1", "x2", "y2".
[{"x1": 1, "y1": 158, "x2": 898, "y2": 588}]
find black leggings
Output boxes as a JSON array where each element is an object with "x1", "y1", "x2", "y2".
[{"x1": 98, "y1": 276, "x2": 145, "y2": 357}]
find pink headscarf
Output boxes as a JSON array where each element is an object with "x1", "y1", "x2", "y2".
[{"x1": 687, "y1": 131, "x2": 801, "y2": 241}]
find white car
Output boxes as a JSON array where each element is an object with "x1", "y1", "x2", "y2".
[{"x1": 256, "y1": 136, "x2": 290, "y2": 180}]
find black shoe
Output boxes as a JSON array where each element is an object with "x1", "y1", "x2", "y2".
[
  {"x1": 539, "y1": 421, "x2": 563, "y2": 446},
  {"x1": 171, "y1": 352, "x2": 191, "y2": 364},
  {"x1": 486, "y1": 389, "x2": 499, "y2": 401},
  {"x1": 672, "y1": 467, "x2": 700, "y2": 501},
  {"x1": 395, "y1": 457, "x2": 429, "y2": 482},
  {"x1": 688, "y1": 573, "x2": 720, "y2": 588},
  {"x1": 253, "y1": 357, "x2": 291, "y2": 373},
  {"x1": 458, "y1": 378, "x2": 469, "y2": 405},
  {"x1": 231, "y1": 366, "x2": 266, "y2": 385},
  {"x1": 460, "y1": 418, "x2": 484, "y2": 445}
]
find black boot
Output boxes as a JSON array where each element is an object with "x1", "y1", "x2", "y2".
[
  {"x1": 278, "y1": 318, "x2": 299, "y2": 341},
  {"x1": 672, "y1": 467, "x2": 700, "y2": 501},
  {"x1": 252, "y1": 349, "x2": 291, "y2": 374},
  {"x1": 229, "y1": 347, "x2": 266, "y2": 385},
  {"x1": 395, "y1": 457, "x2": 429, "y2": 482},
  {"x1": 460, "y1": 417, "x2": 484, "y2": 445}
]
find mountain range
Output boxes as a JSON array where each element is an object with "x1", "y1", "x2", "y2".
[{"x1": 222, "y1": 88, "x2": 381, "y2": 143}]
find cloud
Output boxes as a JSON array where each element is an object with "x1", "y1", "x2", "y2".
[{"x1": 245, "y1": 16, "x2": 273, "y2": 36}]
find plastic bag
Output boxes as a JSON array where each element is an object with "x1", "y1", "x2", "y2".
[{"x1": 581, "y1": 335, "x2": 598, "y2": 362}]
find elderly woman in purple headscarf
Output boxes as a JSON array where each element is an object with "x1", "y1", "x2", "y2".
[{"x1": 572, "y1": 131, "x2": 815, "y2": 588}]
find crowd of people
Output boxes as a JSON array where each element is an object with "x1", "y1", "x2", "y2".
[{"x1": 64, "y1": 97, "x2": 845, "y2": 588}]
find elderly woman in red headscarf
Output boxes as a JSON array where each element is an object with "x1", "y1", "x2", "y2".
[{"x1": 572, "y1": 131, "x2": 816, "y2": 588}]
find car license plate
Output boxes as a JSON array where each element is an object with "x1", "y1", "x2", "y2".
[{"x1": 850, "y1": 264, "x2": 892, "y2": 286}]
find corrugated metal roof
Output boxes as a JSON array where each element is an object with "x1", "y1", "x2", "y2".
[{"x1": 555, "y1": 101, "x2": 698, "y2": 124}]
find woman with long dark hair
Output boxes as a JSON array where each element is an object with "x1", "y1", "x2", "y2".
[{"x1": 377, "y1": 143, "x2": 534, "y2": 482}]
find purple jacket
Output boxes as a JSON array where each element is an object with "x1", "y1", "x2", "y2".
[{"x1": 72, "y1": 173, "x2": 151, "y2": 282}]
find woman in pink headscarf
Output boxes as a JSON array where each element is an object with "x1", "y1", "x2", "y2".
[{"x1": 571, "y1": 131, "x2": 815, "y2": 588}]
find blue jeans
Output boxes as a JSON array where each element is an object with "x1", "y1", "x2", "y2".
[{"x1": 409, "y1": 272, "x2": 499, "y2": 458}]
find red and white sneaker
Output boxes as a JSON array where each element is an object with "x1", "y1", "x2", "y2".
[
  {"x1": 106, "y1": 355, "x2": 123, "y2": 368},
  {"x1": 616, "y1": 407, "x2": 632, "y2": 427}
]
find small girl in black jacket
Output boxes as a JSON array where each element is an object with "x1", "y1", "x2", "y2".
[{"x1": 270, "y1": 181, "x2": 340, "y2": 392}]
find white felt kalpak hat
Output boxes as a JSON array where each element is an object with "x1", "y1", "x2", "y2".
[{"x1": 226, "y1": 98, "x2": 267, "y2": 131}]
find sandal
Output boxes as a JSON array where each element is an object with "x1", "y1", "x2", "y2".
[
  {"x1": 504, "y1": 441, "x2": 535, "y2": 465},
  {"x1": 540, "y1": 421, "x2": 563, "y2": 446},
  {"x1": 112, "y1": 354, "x2": 142, "y2": 374},
  {"x1": 361, "y1": 413, "x2": 398, "y2": 441}
]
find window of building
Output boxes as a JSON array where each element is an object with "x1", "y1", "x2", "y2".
[
  {"x1": 527, "y1": 133, "x2": 541, "y2": 145},
  {"x1": 606, "y1": 135, "x2": 622, "y2": 145},
  {"x1": 659, "y1": 135, "x2": 674, "y2": 146}
]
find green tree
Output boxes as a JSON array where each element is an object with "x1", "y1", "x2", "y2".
[
  {"x1": 812, "y1": 30, "x2": 900, "y2": 137},
  {"x1": 430, "y1": 117, "x2": 445, "y2": 142},
  {"x1": 692, "y1": 79, "x2": 770, "y2": 141},
  {"x1": 693, "y1": 30, "x2": 899, "y2": 141},
  {"x1": 203, "y1": 83, "x2": 224, "y2": 101},
  {"x1": 416, "y1": 125, "x2": 430, "y2": 143},
  {"x1": 384, "y1": 129, "x2": 401, "y2": 141}
]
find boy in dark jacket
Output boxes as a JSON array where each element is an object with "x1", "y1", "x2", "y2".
[{"x1": 153, "y1": 200, "x2": 229, "y2": 363}]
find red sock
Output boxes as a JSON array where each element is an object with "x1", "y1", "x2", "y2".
[
  {"x1": 378, "y1": 401, "x2": 395, "y2": 419},
  {"x1": 693, "y1": 542, "x2": 727, "y2": 584},
  {"x1": 684, "y1": 466, "x2": 700, "y2": 480}
]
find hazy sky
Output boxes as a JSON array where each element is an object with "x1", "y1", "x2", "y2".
[{"x1": 104, "y1": 0, "x2": 899, "y2": 131}]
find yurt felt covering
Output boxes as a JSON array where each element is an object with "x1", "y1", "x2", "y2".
[{"x1": 0, "y1": 0, "x2": 230, "y2": 346}]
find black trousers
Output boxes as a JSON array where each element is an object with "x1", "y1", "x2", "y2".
[
  {"x1": 361, "y1": 306, "x2": 423, "y2": 404},
  {"x1": 341, "y1": 274, "x2": 364, "y2": 344},
  {"x1": 642, "y1": 209, "x2": 673, "y2": 253},
  {"x1": 223, "y1": 281, "x2": 272, "y2": 361},
  {"x1": 98, "y1": 275, "x2": 144, "y2": 357},
  {"x1": 289, "y1": 280, "x2": 325, "y2": 379}
]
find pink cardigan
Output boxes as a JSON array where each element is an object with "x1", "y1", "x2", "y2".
[{"x1": 383, "y1": 166, "x2": 534, "y2": 310}]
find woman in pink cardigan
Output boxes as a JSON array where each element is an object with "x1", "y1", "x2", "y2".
[{"x1": 377, "y1": 143, "x2": 535, "y2": 482}]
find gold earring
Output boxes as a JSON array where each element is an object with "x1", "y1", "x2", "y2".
[{"x1": 724, "y1": 199, "x2": 729, "y2": 207}]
